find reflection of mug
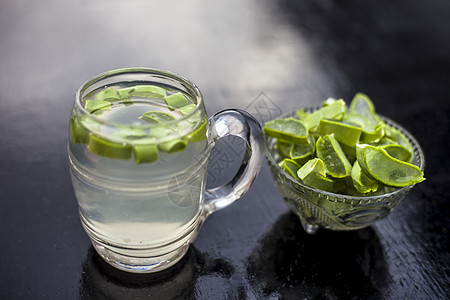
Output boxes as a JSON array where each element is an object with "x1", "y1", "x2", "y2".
[
  {"x1": 80, "y1": 246, "x2": 236, "y2": 299},
  {"x1": 80, "y1": 246, "x2": 197, "y2": 299},
  {"x1": 68, "y1": 68, "x2": 264, "y2": 273}
]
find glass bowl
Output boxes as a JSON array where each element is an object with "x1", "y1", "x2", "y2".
[{"x1": 265, "y1": 109, "x2": 425, "y2": 234}]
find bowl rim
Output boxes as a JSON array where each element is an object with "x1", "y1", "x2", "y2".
[{"x1": 265, "y1": 108, "x2": 426, "y2": 201}]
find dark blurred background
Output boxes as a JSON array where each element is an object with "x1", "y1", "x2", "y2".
[{"x1": 1, "y1": 0, "x2": 449, "y2": 299}]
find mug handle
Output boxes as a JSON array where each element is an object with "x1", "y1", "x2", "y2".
[{"x1": 204, "y1": 109, "x2": 265, "y2": 215}]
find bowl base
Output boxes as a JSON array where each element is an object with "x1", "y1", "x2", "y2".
[{"x1": 299, "y1": 217, "x2": 319, "y2": 234}]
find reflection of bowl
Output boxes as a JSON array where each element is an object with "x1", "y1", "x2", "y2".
[
  {"x1": 265, "y1": 109, "x2": 425, "y2": 234},
  {"x1": 246, "y1": 212, "x2": 387, "y2": 298}
]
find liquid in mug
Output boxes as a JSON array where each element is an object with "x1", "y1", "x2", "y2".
[{"x1": 69, "y1": 83, "x2": 210, "y2": 257}]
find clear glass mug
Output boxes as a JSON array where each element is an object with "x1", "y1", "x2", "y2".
[{"x1": 68, "y1": 68, "x2": 264, "y2": 273}]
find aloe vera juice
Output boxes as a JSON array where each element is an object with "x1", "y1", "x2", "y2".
[{"x1": 69, "y1": 84, "x2": 209, "y2": 256}]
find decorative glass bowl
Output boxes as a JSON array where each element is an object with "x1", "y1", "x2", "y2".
[{"x1": 265, "y1": 109, "x2": 425, "y2": 234}]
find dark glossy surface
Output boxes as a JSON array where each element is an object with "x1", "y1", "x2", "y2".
[{"x1": 1, "y1": 0, "x2": 449, "y2": 299}]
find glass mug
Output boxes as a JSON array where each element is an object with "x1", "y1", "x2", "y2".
[{"x1": 68, "y1": 68, "x2": 264, "y2": 273}]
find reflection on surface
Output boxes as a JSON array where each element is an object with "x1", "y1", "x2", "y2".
[
  {"x1": 79, "y1": 246, "x2": 236, "y2": 300},
  {"x1": 247, "y1": 212, "x2": 389, "y2": 299}
]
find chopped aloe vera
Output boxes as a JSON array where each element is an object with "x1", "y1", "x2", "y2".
[
  {"x1": 132, "y1": 138, "x2": 158, "y2": 164},
  {"x1": 75, "y1": 82, "x2": 206, "y2": 167},
  {"x1": 356, "y1": 144, "x2": 424, "y2": 187},
  {"x1": 382, "y1": 144, "x2": 412, "y2": 162},
  {"x1": 316, "y1": 134, "x2": 352, "y2": 178},
  {"x1": 383, "y1": 124, "x2": 413, "y2": 153},
  {"x1": 318, "y1": 119, "x2": 362, "y2": 148},
  {"x1": 186, "y1": 118, "x2": 207, "y2": 142},
  {"x1": 117, "y1": 87, "x2": 134, "y2": 99},
  {"x1": 360, "y1": 122, "x2": 385, "y2": 143},
  {"x1": 317, "y1": 196, "x2": 352, "y2": 215},
  {"x1": 297, "y1": 158, "x2": 326, "y2": 178},
  {"x1": 276, "y1": 140, "x2": 292, "y2": 159},
  {"x1": 278, "y1": 158, "x2": 301, "y2": 180},
  {"x1": 351, "y1": 160, "x2": 379, "y2": 194},
  {"x1": 94, "y1": 87, "x2": 120, "y2": 102},
  {"x1": 139, "y1": 111, "x2": 177, "y2": 124},
  {"x1": 164, "y1": 92, "x2": 188, "y2": 109},
  {"x1": 85, "y1": 100, "x2": 111, "y2": 113},
  {"x1": 290, "y1": 134, "x2": 315, "y2": 165},
  {"x1": 132, "y1": 85, "x2": 166, "y2": 98},
  {"x1": 158, "y1": 139, "x2": 187, "y2": 153},
  {"x1": 369, "y1": 136, "x2": 396, "y2": 148},
  {"x1": 88, "y1": 135, "x2": 132, "y2": 160},
  {"x1": 70, "y1": 117, "x2": 89, "y2": 144},
  {"x1": 349, "y1": 93, "x2": 380, "y2": 127},
  {"x1": 296, "y1": 109, "x2": 308, "y2": 121},
  {"x1": 117, "y1": 87, "x2": 134, "y2": 105},
  {"x1": 297, "y1": 158, "x2": 335, "y2": 193},
  {"x1": 263, "y1": 118, "x2": 309, "y2": 144},
  {"x1": 139, "y1": 116, "x2": 161, "y2": 124},
  {"x1": 264, "y1": 92, "x2": 424, "y2": 195},
  {"x1": 302, "y1": 172, "x2": 336, "y2": 192},
  {"x1": 345, "y1": 111, "x2": 384, "y2": 144},
  {"x1": 79, "y1": 116, "x2": 101, "y2": 133},
  {"x1": 322, "y1": 98, "x2": 341, "y2": 107},
  {"x1": 179, "y1": 103, "x2": 197, "y2": 115},
  {"x1": 302, "y1": 99, "x2": 346, "y2": 131},
  {"x1": 344, "y1": 113, "x2": 371, "y2": 128}
]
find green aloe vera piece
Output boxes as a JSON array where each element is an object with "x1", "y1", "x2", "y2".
[
  {"x1": 296, "y1": 109, "x2": 308, "y2": 121},
  {"x1": 349, "y1": 93, "x2": 380, "y2": 127},
  {"x1": 318, "y1": 119, "x2": 362, "y2": 148},
  {"x1": 322, "y1": 98, "x2": 341, "y2": 107},
  {"x1": 264, "y1": 118, "x2": 309, "y2": 144},
  {"x1": 264, "y1": 92, "x2": 424, "y2": 195},
  {"x1": 297, "y1": 157, "x2": 326, "y2": 177},
  {"x1": 132, "y1": 85, "x2": 166, "y2": 98},
  {"x1": 316, "y1": 134, "x2": 352, "y2": 178},
  {"x1": 301, "y1": 99, "x2": 346, "y2": 131},
  {"x1": 139, "y1": 111, "x2": 176, "y2": 124},
  {"x1": 297, "y1": 158, "x2": 335, "y2": 192},
  {"x1": 88, "y1": 135, "x2": 132, "y2": 160},
  {"x1": 164, "y1": 92, "x2": 188, "y2": 109},
  {"x1": 351, "y1": 160, "x2": 379, "y2": 194},
  {"x1": 382, "y1": 144, "x2": 412, "y2": 162},
  {"x1": 179, "y1": 103, "x2": 196, "y2": 115},
  {"x1": 117, "y1": 87, "x2": 134, "y2": 99},
  {"x1": 317, "y1": 197, "x2": 353, "y2": 216},
  {"x1": 186, "y1": 118, "x2": 207, "y2": 142},
  {"x1": 158, "y1": 139, "x2": 187, "y2": 153},
  {"x1": 94, "y1": 87, "x2": 120, "y2": 102},
  {"x1": 290, "y1": 134, "x2": 315, "y2": 165},
  {"x1": 360, "y1": 122, "x2": 385, "y2": 144},
  {"x1": 278, "y1": 158, "x2": 301, "y2": 180},
  {"x1": 117, "y1": 87, "x2": 134, "y2": 105},
  {"x1": 85, "y1": 100, "x2": 111, "y2": 113},
  {"x1": 356, "y1": 144, "x2": 424, "y2": 187},
  {"x1": 132, "y1": 138, "x2": 159, "y2": 164},
  {"x1": 70, "y1": 117, "x2": 89, "y2": 144},
  {"x1": 383, "y1": 124, "x2": 413, "y2": 153},
  {"x1": 345, "y1": 113, "x2": 385, "y2": 143},
  {"x1": 276, "y1": 140, "x2": 292, "y2": 159}
]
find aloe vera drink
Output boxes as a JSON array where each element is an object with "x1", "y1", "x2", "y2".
[
  {"x1": 68, "y1": 68, "x2": 266, "y2": 273},
  {"x1": 69, "y1": 83, "x2": 209, "y2": 258}
]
